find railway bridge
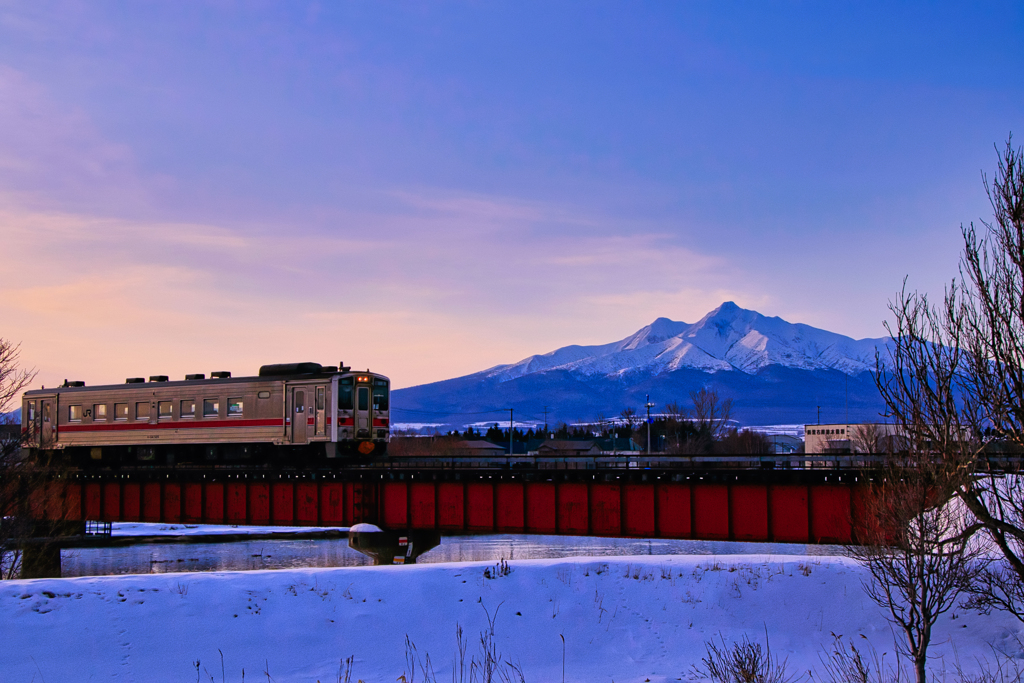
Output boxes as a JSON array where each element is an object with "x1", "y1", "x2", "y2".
[{"x1": 25, "y1": 455, "x2": 878, "y2": 549}]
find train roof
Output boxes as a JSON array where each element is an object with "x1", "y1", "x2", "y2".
[{"x1": 23, "y1": 363, "x2": 388, "y2": 396}]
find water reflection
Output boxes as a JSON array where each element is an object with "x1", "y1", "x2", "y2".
[{"x1": 61, "y1": 535, "x2": 845, "y2": 578}]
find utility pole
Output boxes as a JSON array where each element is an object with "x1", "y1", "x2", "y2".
[
  {"x1": 645, "y1": 394, "x2": 655, "y2": 455},
  {"x1": 508, "y1": 408, "x2": 514, "y2": 456},
  {"x1": 543, "y1": 406, "x2": 549, "y2": 436},
  {"x1": 817, "y1": 405, "x2": 821, "y2": 425}
]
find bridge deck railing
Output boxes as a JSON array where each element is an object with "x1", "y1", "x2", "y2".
[
  {"x1": 370, "y1": 453, "x2": 1024, "y2": 472},
  {"x1": 369, "y1": 453, "x2": 891, "y2": 471}
]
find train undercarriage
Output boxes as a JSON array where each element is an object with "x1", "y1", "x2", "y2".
[{"x1": 40, "y1": 440, "x2": 389, "y2": 471}]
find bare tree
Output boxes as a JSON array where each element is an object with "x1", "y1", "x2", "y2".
[
  {"x1": 690, "y1": 387, "x2": 733, "y2": 441},
  {"x1": 619, "y1": 407, "x2": 639, "y2": 432},
  {"x1": 0, "y1": 340, "x2": 38, "y2": 578},
  {"x1": 662, "y1": 401, "x2": 689, "y2": 453},
  {"x1": 0, "y1": 340, "x2": 34, "y2": 421},
  {"x1": 851, "y1": 424, "x2": 887, "y2": 455},
  {"x1": 849, "y1": 449, "x2": 983, "y2": 683},
  {"x1": 876, "y1": 136, "x2": 1024, "y2": 622},
  {"x1": 717, "y1": 428, "x2": 773, "y2": 454}
]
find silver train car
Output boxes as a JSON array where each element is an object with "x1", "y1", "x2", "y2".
[{"x1": 20, "y1": 362, "x2": 390, "y2": 467}]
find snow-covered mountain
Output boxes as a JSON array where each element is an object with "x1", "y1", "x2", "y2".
[
  {"x1": 486, "y1": 302, "x2": 888, "y2": 382},
  {"x1": 393, "y1": 303, "x2": 892, "y2": 427}
]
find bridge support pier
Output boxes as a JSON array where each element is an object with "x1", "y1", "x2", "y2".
[
  {"x1": 20, "y1": 545, "x2": 62, "y2": 579},
  {"x1": 13, "y1": 520, "x2": 87, "y2": 579},
  {"x1": 348, "y1": 528, "x2": 441, "y2": 565}
]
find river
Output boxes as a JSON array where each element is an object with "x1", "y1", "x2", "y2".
[{"x1": 59, "y1": 533, "x2": 844, "y2": 577}]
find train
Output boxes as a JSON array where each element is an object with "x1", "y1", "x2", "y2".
[{"x1": 20, "y1": 362, "x2": 390, "y2": 468}]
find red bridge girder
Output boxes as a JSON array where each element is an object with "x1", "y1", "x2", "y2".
[{"x1": 32, "y1": 476, "x2": 871, "y2": 544}]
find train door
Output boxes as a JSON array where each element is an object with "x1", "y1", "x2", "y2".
[
  {"x1": 291, "y1": 388, "x2": 308, "y2": 444},
  {"x1": 24, "y1": 400, "x2": 38, "y2": 447},
  {"x1": 356, "y1": 385, "x2": 370, "y2": 438},
  {"x1": 315, "y1": 385, "x2": 326, "y2": 437},
  {"x1": 40, "y1": 397, "x2": 54, "y2": 447}
]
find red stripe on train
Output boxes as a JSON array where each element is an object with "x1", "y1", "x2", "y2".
[{"x1": 59, "y1": 418, "x2": 284, "y2": 433}]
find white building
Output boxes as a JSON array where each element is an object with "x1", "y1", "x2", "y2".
[{"x1": 804, "y1": 423, "x2": 904, "y2": 454}]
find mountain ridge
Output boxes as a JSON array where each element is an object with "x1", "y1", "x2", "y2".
[
  {"x1": 392, "y1": 302, "x2": 891, "y2": 427},
  {"x1": 483, "y1": 301, "x2": 889, "y2": 383}
]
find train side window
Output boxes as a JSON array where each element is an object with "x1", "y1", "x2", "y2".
[
  {"x1": 135, "y1": 402, "x2": 150, "y2": 420},
  {"x1": 69, "y1": 405, "x2": 82, "y2": 422},
  {"x1": 316, "y1": 387, "x2": 325, "y2": 411},
  {"x1": 94, "y1": 404, "x2": 107, "y2": 420},
  {"x1": 203, "y1": 399, "x2": 219, "y2": 417},
  {"x1": 180, "y1": 400, "x2": 195, "y2": 418},
  {"x1": 28, "y1": 402, "x2": 36, "y2": 421},
  {"x1": 358, "y1": 387, "x2": 369, "y2": 411},
  {"x1": 158, "y1": 401, "x2": 173, "y2": 419},
  {"x1": 227, "y1": 398, "x2": 243, "y2": 416},
  {"x1": 115, "y1": 403, "x2": 128, "y2": 420},
  {"x1": 258, "y1": 391, "x2": 271, "y2": 399},
  {"x1": 338, "y1": 378, "x2": 353, "y2": 410}
]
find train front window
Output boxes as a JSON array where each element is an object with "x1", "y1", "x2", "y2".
[
  {"x1": 27, "y1": 402, "x2": 35, "y2": 421},
  {"x1": 338, "y1": 377, "x2": 353, "y2": 410},
  {"x1": 358, "y1": 387, "x2": 369, "y2": 411},
  {"x1": 372, "y1": 380, "x2": 389, "y2": 411}
]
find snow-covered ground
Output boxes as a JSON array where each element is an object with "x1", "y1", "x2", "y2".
[
  {"x1": 1, "y1": 554, "x2": 1020, "y2": 682},
  {"x1": 745, "y1": 424, "x2": 806, "y2": 438}
]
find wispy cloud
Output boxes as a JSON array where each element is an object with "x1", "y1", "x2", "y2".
[
  {"x1": 0, "y1": 67, "x2": 767, "y2": 389},
  {"x1": 0, "y1": 66, "x2": 151, "y2": 212},
  {"x1": 0, "y1": 185, "x2": 756, "y2": 388}
]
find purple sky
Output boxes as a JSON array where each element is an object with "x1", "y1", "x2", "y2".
[{"x1": 1, "y1": 2, "x2": 1021, "y2": 389}]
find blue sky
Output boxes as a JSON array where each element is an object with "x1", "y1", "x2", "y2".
[{"x1": 1, "y1": 2, "x2": 1021, "y2": 389}]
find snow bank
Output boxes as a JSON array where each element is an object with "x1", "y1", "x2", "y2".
[{"x1": 1, "y1": 555, "x2": 1020, "y2": 682}]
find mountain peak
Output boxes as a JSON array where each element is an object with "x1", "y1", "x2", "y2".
[
  {"x1": 482, "y1": 302, "x2": 890, "y2": 382},
  {"x1": 397, "y1": 303, "x2": 894, "y2": 427},
  {"x1": 700, "y1": 301, "x2": 755, "y2": 323}
]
